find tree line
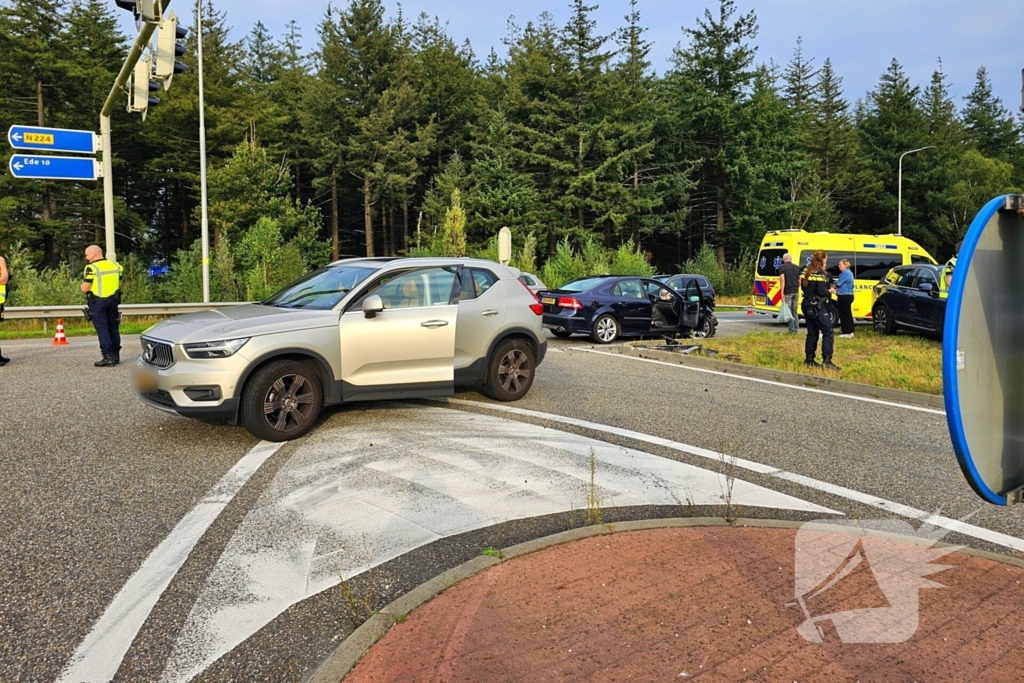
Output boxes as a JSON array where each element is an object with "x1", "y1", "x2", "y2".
[{"x1": 1, "y1": 0, "x2": 1021, "y2": 303}]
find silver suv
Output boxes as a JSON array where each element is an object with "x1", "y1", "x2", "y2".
[{"x1": 134, "y1": 258, "x2": 547, "y2": 441}]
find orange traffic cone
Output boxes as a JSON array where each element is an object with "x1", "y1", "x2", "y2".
[
  {"x1": 746, "y1": 308, "x2": 754, "y2": 316},
  {"x1": 52, "y1": 319, "x2": 68, "y2": 345}
]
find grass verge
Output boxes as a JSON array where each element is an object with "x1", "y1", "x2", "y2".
[
  {"x1": 698, "y1": 328, "x2": 942, "y2": 395},
  {"x1": 716, "y1": 295, "x2": 751, "y2": 306},
  {"x1": 0, "y1": 316, "x2": 162, "y2": 340}
]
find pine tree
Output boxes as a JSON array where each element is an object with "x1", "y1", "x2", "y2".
[
  {"x1": 609, "y1": 0, "x2": 662, "y2": 243},
  {"x1": 805, "y1": 58, "x2": 880, "y2": 230},
  {"x1": 667, "y1": 0, "x2": 759, "y2": 265},
  {"x1": 961, "y1": 66, "x2": 1020, "y2": 163},
  {"x1": 469, "y1": 112, "x2": 540, "y2": 242},
  {"x1": 857, "y1": 59, "x2": 929, "y2": 235},
  {"x1": 782, "y1": 36, "x2": 818, "y2": 132}
]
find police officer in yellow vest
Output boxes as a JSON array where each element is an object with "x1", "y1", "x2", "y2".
[
  {"x1": 941, "y1": 240, "x2": 961, "y2": 299},
  {"x1": 81, "y1": 245, "x2": 123, "y2": 367},
  {"x1": 0, "y1": 254, "x2": 9, "y2": 366}
]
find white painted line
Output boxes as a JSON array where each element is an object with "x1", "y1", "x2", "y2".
[
  {"x1": 57, "y1": 441, "x2": 284, "y2": 683},
  {"x1": 570, "y1": 347, "x2": 946, "y2": 416},
  {"x1": 159, "y1": 407, "x2": 834, "y2": 683},
  {"x1": 445, "y1": 400, "x2": 1024, "y2": 553}
]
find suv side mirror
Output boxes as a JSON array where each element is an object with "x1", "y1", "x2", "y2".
[
  {"x1": 362, "y1": 294, "x2": 385, "y2": 319},
  {"x1": 918, "y1": 282, "x2": 934, "y2": 293}
]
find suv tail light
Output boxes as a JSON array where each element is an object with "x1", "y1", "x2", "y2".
[
  {"x1": 558, "y1": 296, "x2": 583, "y2": 311},
  {"x1": 518, "y1": 278, "x2": 544, "y2": 315}
]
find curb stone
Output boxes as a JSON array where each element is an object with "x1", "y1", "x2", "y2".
[
  {"x1": 614, "y1": 344, "x2": 945, "y2": 411},
  {"x1": 306, "y1": 516, "x2": 1022, "y2": 683}
]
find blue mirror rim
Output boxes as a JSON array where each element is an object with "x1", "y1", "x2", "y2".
[{"x1": 942, "y1": 194, "x2": 1009, "y2": 506}]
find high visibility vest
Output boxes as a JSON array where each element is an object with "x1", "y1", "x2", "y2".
[
  {"x1": 940, "y1": 256, "x2": 956, "y2": 299},
  {"x1": 84, "y1": 259, "x2": 123, "y2": 299},
  {"x1": 0, "y1": 282, "x2": 6, "y2": 305}
]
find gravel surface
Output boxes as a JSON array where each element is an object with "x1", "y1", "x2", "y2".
[{"x1": 1, "y1": 331, "x2": 1016, "y2": 683}]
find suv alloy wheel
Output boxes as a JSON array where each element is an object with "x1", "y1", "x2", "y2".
[
  {"x1": 484, "y1": 339, "x2": 536, "y2": 401},
  {"x1": 241, "y1": 359, "x2": 324, "y2": 441}
]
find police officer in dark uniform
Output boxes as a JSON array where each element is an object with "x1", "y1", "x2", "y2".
[
  {"x1": 80, "y1": 244, "x2": 123, "y2": 367},
  {"x1": 801, "y1": 249, "x2": 840, "y2": 371}
]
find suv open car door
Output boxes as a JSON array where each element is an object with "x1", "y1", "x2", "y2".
[{"x1": 339, "y1": 266, "x2": 459, "y2": 401}]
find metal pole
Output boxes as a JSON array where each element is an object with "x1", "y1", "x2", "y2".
[
  {"x1": 897, "y1": 146, "x2": 934, "y2": 236},
  {"x1": 897, "y1": 156, "x2": 903, "y2": 237},
  {"x1": 99, "y1": 1, "x2": 170, "y2": 261},
  {"x1": 100, "y1": 114, "x2": 115, "y2": 260},
  {"x1": 198, "y1": 0, "x2": 210, "y2": 303}
]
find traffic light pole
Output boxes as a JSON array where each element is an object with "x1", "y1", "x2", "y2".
[{"x1": 99, "y1": 1, "x2": 170, "y2": 261}]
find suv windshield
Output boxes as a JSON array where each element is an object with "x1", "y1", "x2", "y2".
[{"x1": 264, "y1": 265, "x2": 378, "y2": 309}]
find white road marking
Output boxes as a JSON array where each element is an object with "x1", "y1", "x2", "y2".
[
  {"x1": 57, "y1": 441, "x2": 284, "y2": 683},
  {"x1": 159, "y1": 407, "x2": 835, "y2": 683},
  {"x1": 446, "y1": 400, "x2": 1024, "y2": 553},
  {"x1": 570, "y1": 347, "x2": 946, "y2": 416}
]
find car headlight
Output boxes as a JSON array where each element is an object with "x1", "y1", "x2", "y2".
[{"x1": 183, "y1": 338, "x2": 250, "y2": 359}]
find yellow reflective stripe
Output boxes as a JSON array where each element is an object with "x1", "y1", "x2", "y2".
[
  {"x1": 87, "y1": 260, "x2": 121, "y2": 298},
  {"x1": 0, "y1": 284, "x2": 6, "y2": 304}
]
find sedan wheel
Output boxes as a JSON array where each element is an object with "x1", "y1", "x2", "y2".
[
  {"x1": 484, "y1": 339, "x2": 536, "y2": 401},
  {"x1": 591, "y1": 315, "x2": 620, "y2": 344},
  {"x1": 242, "y1": 360, "x2": 323, "y2": 441},
  {"x1": 692, "y1": 314, "x2": 717, "y2": 339}
]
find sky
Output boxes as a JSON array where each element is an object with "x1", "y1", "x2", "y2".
[{"x1": 120, "y1": 0, "x2": 1024, "y2": 114}]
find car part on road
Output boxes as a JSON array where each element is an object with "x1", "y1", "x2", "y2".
[
  {"x1": 484, "y1": 338, "x2": 535, "y2": 401},
  {"x1": 242, "y1": 359, "x2": 324, "y2": 441},
  {"x1": 552, "y1": 327, "x2": 573, "y2": 338},
  {"x1": 591, "y1": 314, "x2": 620, "y2": 344}
]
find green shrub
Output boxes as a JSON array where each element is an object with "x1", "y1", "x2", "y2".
[
  {"x1": 540, "y1": 236, "x2": 655, "y2": 288},
  {"x1": 3, "y1": 242, "x2": 83, "y2": 306}
]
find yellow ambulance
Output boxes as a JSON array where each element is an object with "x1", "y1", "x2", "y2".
[{"x1": 752, "y1": 230, "x2": 937, "y2": 320}]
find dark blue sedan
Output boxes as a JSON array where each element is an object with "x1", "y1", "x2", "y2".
[
  {"x1": 538, "y1": 275, "x2": 702, "y2": 343},
  {"x1": 871, "y1": 264, "x2": 946, "y2": 338}
]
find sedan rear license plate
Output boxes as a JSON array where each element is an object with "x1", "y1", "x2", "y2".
[
  {"x1": 132, "y1": 365, "x2": 159, "y2": 393},
  {"x1": 542, "y1": 297, "x2": 556, "y2": 305}
]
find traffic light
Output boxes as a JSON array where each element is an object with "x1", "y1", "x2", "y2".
[
  {"x1": 154, "y1": 10, "x2": 187, "y2": 88},
  {"x1": 114, "y1": 0, "x2": 159, "y2": 24},
  {"x1": 130, "y1": 54, "x2": 161, "y2": 119}
]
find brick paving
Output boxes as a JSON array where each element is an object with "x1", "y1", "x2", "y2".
[{"x1": 344, "y1": 527, "x2": 1024, "y2": 682}]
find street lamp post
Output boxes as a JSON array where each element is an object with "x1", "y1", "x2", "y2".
[
  {"x1": 897, "y1": 146, "x2": 934, "y2": 236},
  {"x1": 197, "y1": 0, "x2": 210, "y2": 302}
]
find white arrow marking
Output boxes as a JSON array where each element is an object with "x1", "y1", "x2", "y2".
[
  {"x1": 13, "y1": 162, "x2": 23, "y2": 171},
  {"x1": 12, "y1": 132, "x2": 22, "y2": 142}
]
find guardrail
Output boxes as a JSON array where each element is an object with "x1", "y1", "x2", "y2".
[{"x1": 3, "y1": 302, "x2": 248, "y2": 333}]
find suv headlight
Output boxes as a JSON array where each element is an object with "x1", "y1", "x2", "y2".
[{"x1": 183, "y1": 338, "x2": 250, "y2": 359}]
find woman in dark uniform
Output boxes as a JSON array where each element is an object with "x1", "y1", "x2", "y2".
[{"x1": 801, "y1": 250, "x2": 839, "y2": 370}]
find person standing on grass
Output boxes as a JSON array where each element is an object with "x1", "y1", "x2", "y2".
[
  {"x1": 777, "y1": 253, "x2": 802, "y2": 334},
  {"x1": 0, "y1": 254, "x2": 9, "y2": 366},
  {"x1": 835, "y1": 259, "x2": 855, "y2": 338},
  {"x1": 801, "y1": 250, "x2": 839, "y2": 371}
]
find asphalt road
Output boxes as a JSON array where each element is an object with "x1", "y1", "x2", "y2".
[{"x1": 0, "y1": 329, "x2": 1018, "y2": 682}]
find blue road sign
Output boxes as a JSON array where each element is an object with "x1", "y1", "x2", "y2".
[
  {"x1": 8, "y1": 125, "x2": 97, "y2": 154},
  {"x1": 8, "y1": 154, "x2": 99, "y2": 181},
  {"x1": 944, "y1": 194, "x2": 1024, "y2": 505}
]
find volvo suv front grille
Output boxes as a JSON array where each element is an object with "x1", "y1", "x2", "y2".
[{"x1": 141, "y1": 338, "x2": 175, "y2": 368}]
